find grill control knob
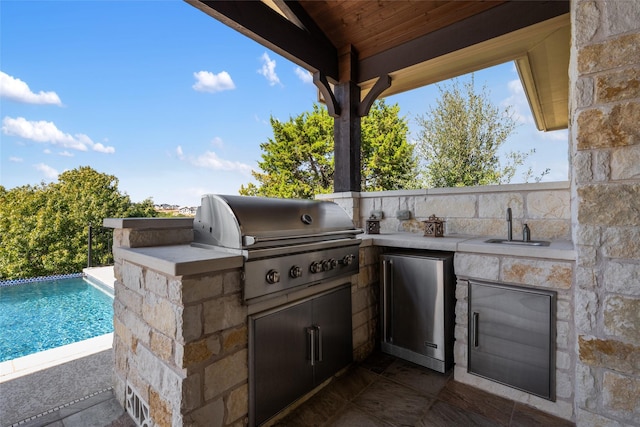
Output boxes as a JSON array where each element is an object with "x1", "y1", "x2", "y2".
[
  {"x1": 322, "y1": 260, "x2": 331, "y2": 271},
  {"x1": 329, "y1": 258, "x2": 338, "y2": 269},
  {"x1": 266, "y1": 269, "x2": 280, "y2": 284},
  {"x1": 289, "y1": 265, "x2": 302, "y2": 278},
  {"x1": 342, "y1": 254, "x2": 355, "y2": 266},
  {"x1": 309, "y1": 261, "x2": 322, "y2": 274}
]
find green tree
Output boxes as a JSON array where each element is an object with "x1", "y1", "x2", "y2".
[
  {"x1": 241, "y1": 103, "x2": 334, "y2": 199},
  {"x1": 416, "y1": 75, "x2": 538, "y2": 187},
  {"x1": 0, "y1": 166, "x2": 156, "y2": 279},
  {"x1": 362, "y1": 100, "x2": 418, "y2": 191},
  {"x1": 240, "y1": 100, "x2": 419, "y2": 198}
]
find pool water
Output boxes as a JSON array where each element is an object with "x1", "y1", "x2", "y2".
[{"x1": 0, "y1": 277, "x2": 114, "y2": 362}]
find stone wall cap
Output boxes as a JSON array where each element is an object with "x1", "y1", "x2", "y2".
[
  {"x1": 104, "y1": 217, "x2": 194, "y2": 230},
  {"x1": 114, "y1": 245, "x2": 243, "y2": 276},
  {"x1": 320, "y1": 181, "x2": 570, "y2": 199}
]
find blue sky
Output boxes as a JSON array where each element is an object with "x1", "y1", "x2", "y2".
[{"x1": 1, "y1": 1, "x2": 568, "y2": 207}]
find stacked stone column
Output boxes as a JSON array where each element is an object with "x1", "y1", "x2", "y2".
[
  {"x1": 108, "y1": 219, "x2": 248, "y2": 427},
  {"x1": 571, "y1": 0, "x2": 640, "y2": 424}
]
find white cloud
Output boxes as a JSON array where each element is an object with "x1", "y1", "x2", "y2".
[
  {"x1": 191, "y1": 151, "x2": 253, "y2": 175},
  {"x1": 258, "y1": 52, "x2": 281, "y2": 86},
  {"x1": 176, "y1": 145, "x2": 252, "y2": 175},
  {"x1": 59, "y1": 151, "x2": 74, "y2": 157},
  {"x1": 176, "y1": 145, "x2": 185, "y2": 159},
  {"x1": 502, "y1": 79, "x2": 535, "y2": 126},
  {"x1": 92, "y1": 142, "x2": 115, "y2": 154},
  {"x1": 211, "y1": 136, "x2": 224, "y2": 148},
  {"x1": 192, "y1": 70, "x2": 235, "y2": 93},
  {"x1": 1, "y1": 116, "x2": 115, "y2": 153},
  {"x1": 294, "y1": 67, "x2": 313, "y2": 84},
  {"x1": 254, "y1": 114, "x2": 269, "y2": 126},
  {"x1": 0, "y1": 71, "x2": 62, "y2": 105},
  {"x1": 540, "y1": 129, "x2": 569, "y2": 141},
  {"x1": 34, "y1": 163, "x2": 59, "y2": 179},
  {"x1": 9, "y1": 156, "x2": 23, "y2": 162}
]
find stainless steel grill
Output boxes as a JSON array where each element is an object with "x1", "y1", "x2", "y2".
[{"x1": 193, "y1": 195, "x2": 361, "y2": 303}]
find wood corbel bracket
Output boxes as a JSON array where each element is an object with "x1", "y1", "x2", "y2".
[
  {"x1": 358, "y1": 75, "x2": 391, "y2": 117},
  {"x1": 313, "y1": 72, "x2": 341, "y2": 118}
]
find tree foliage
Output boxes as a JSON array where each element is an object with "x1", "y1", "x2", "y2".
[
  {"x1": 0, "y1": 166, "x2": 156, "y2": 279},
  {"x1": 416, "y1": 75, "x2": 531, "y2": 187},
  {"x1": 361, "y1": 101, "x2": 418, "y2": 191},
  {"x1": 240, "y1": 100, "x2": 419, "y2": 198}
]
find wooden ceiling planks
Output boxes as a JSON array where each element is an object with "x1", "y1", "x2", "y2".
[{"x1": 298, "y1": 1, "x2": 505, "y2": 59}]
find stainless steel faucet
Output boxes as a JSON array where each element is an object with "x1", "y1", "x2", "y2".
[{"x1": 506, "y1": 207, "x2": 513, "y2": 241}]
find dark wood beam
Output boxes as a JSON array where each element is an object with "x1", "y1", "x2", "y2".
[
  {"x1": 358, "y1": 0, "x2": 570, "y2": 84},
  {"x1": 271, "y1": 0, "x2": 307, "y2": 31},
  {"x1": 333, "y1": 81, "x2": 361, "y2": 193},
  {"x1": 186, "y1": 0, "x2": 338, "y2": 81}
]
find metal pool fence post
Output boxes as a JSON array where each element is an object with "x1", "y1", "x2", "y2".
[{"x1": 87, "y1": 223, "x2": 92, "y2": 268}]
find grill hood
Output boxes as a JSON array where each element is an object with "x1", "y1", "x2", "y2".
[{"x1": 193, "y1": 195, "x2": 360, "y2": 251}]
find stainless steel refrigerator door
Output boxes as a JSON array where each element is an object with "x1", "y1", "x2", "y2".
[{"x1": 382, "y1": 254, "x2": 445, "y2": 361}]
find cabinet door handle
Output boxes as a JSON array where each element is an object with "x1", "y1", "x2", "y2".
[
  {"x1": 316, "y1": 325, "x2": 323, "y2": 363},
  {"x1": 307, "y1": 327, "x2": 316, "y2": 366},
  {"x1": 472, "y1": 312, "x2": 479, "y2": 348},
  {"x1": 382, "y1": 259, "x2": 392, "y2": 342}
]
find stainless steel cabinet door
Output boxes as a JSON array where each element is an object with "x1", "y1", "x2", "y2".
[
  {"x1": 468, "y1": 281, "x2": 556, "y2": 400},
  {"x1": 250, "y1": 285, "x2": 352, "y2": 425},
  {"x1": 252, "y1": 301, "x2": 313, "y2": 425},
  {"x1": 312, "y1": 285, "x2": 353, "y2": 385}
]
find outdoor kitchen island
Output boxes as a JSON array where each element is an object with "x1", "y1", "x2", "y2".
[{"x1": 106, "y1": 204, "x2": 575, "y2": 426}]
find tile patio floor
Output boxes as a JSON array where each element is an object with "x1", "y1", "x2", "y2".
[
  {"x1": 17, "y1": 351, "x2": 573, "y2": 427},
  {"x1": 273, "y1": 351, "x2": 574, "y2": 426}
]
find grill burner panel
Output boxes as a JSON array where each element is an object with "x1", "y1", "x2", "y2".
[{"x1": 244, "y1": 242, "x2": 359, "y2": 303}]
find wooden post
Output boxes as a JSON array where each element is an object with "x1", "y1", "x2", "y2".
[{"x1": 333, "y1": 46, "x2": 361, "y2": 193}]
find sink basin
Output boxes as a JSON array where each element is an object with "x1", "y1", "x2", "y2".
[{"x1": 485, "y1": 238, "x2": 550, "y2": 247}]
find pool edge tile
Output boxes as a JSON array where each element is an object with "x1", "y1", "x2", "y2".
[{"x1": 1, "y1": 333, "x2": 113, "y2": 381}]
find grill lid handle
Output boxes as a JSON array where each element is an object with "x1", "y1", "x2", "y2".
[{"x1": 242, "y1": 229, "x2": 362, "y2": 247}]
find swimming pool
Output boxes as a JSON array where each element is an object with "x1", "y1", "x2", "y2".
[{"x1": 0, "y1": 275, "x2": 114, "y2": 362}]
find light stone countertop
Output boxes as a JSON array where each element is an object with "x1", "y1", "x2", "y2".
[
  {"x1": 114, "y1": 245, "x2": 243, "y2": 276},
  {"x1": 359, "y1": 232, "x2": 575, "y2": 261},
  {"x1": 114, "y1": 233, "x2": 575, "y2": 277},
  {"x1": 359, "y1": 233, "x2": 470, "y2": 252},
  {"x1": 457, "y1": 236, "x2": 575, "y2": 261}
]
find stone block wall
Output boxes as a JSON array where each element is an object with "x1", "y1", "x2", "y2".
[
  {"x1": 113, "y1": 261, "x2": 247, "y2": 427},
  {"x1": 322, "y1": 182, "x2": 571, "y2": 241},
  {"x1": 571, "y1": 1, "x2": 640, "y2": 425},
  {"x1": 109, "y1": 219, "x2": 248, "y2": 427},
  {"x1": 453, "y1": 253, "x2": 575, "y2": 420},
  {"x1": 353, "y1": 244, "x2": 381, "y2": 361}
]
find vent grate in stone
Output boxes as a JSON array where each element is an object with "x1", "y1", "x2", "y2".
[{"x1": 126, "y1": 384, "x2": 150, "y2": 427}]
